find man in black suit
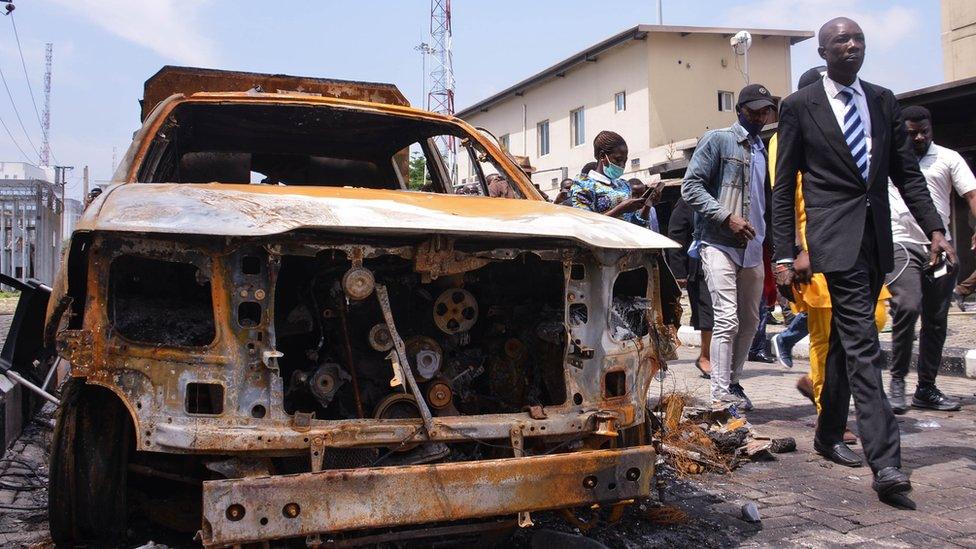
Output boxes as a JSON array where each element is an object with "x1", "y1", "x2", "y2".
[{"x1": 772, "y1": 17, "x2": 955, "y2": 500}]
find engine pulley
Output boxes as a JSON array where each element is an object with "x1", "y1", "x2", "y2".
[
  {"x1": 342, "y1": 266, "x2": 375, "y2": 301},
  {"x1": 373, "y1": 393, "x2": 423, "y2": 452},
  {"x1": 368, "y1": 323, "x2": 394, "y2": 352},
  {"x1": 433, "y1": 288, "x2": 478, "y2": 334},
  {"x1": 405, "y1": 336, "x2": 443, "y2": 381},
  {"x1": 308, "y1": 363, "x2": 350, "y2": 406}
]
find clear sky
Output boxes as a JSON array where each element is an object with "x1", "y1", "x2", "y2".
[{"x1": 0, "y1": 0, "x2": 941, "y2": 199}]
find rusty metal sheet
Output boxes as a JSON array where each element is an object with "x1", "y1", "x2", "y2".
[
  {"x1": 201, "y1": 446, "x2": 654, "y2": 547},
  {"x1": 142, "y1": 66, "x2": 408, "y2": 121},
  {"x1": 77, "y1": 184, "x2": 678, "y2": 250}
]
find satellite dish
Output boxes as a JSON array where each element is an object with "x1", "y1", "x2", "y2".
[{"x1": 731, "y1": 31, "x2": 752, "y2": 54}]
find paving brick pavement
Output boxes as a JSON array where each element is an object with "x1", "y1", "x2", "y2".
[
  {"x1": 2, "y1": 314, "x2": 974, "y2": 547},
  {"x1": 648, "y1": 345, "x2": 976, "y2": 548}
]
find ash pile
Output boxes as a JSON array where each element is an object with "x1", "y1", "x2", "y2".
[{"x1": 652, "y1": 393, "x2": 796, "y2": 475}]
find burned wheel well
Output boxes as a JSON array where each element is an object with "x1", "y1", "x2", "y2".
[
  {"x1": 49, "y1": 380, "x2": 133, "y2": 543},
  {"x1": 67, "y1": 380, "x2": 139, "y2": 446}
]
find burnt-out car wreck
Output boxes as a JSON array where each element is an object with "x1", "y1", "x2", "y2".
[{"x1": 28, "y1": 67, "x2": 681, "y2": 546}]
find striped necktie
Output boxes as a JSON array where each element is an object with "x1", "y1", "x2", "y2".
[{"x1": 838, "y1": 87, "x2": 869, "y2": 181}]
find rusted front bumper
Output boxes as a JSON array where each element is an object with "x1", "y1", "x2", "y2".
[{"x1": 201, "y1": 446, "x2": 654, "y2": 547}]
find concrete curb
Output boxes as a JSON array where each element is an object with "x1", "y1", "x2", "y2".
[{"x1": 676, "y1": 326, "x2": 975, "y2": 379}]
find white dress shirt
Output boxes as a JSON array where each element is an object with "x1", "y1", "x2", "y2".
[
  {"x1": 823, "y1": 76, "x2": 872, "y2": 178},
  {"x1": 889, "y1": 142, "x2": 976, "y2": 245}
]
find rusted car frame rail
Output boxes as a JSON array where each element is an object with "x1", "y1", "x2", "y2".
[{"x1": 201, "y1": 446, "x2": 654, "y2": 547}]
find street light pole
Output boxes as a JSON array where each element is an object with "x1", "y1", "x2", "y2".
[{"x1": 414, "y1": 42, "x2": 432, "y2": 110}]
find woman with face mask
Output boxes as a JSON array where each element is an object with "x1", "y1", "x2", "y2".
[{"x1": 567, "y1": 131, "x2": 648, "y2": 218}]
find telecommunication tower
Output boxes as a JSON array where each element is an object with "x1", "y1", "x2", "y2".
[
  {"x1": 40, "y1": 43, "x2": 52, "y2": 166},
  {"x1": 427, "y1": 0, "x2": 456, "y2": 183}
]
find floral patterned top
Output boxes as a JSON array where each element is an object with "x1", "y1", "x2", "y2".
[{"x1": 567, "y1": 170, "x2": 631, "y2": 215}]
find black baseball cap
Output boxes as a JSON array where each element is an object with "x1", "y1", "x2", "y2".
[{"x1": 737, "y1": 83, "x2": 776, "y2": 110}]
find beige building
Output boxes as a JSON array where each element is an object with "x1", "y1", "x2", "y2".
[
  {"x1": 456, "y1": 25, "x2": 812, "y2": 194},
  {"x1": 942, "y1": 0, "x2": 976, "y2": 81}
]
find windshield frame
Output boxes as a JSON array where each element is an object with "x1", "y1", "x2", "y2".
[{"x1": 122, "y1": 94, "x2": 543, "y2": 200}]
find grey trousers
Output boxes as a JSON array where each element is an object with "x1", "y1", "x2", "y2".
[
  {"x1": 701, "y1": 245, "x2": 764, "y2": 402},
  {"x1": 886, "y1": 242, "x2": 954, "y2": 388}
]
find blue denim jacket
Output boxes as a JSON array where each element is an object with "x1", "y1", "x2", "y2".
[{"x1": 680, "y1": 122, "x2": 770, "y2": 249}]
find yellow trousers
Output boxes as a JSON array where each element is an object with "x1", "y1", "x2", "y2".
[{"x1": 807, "y1": 301, "x2": 888, "y2": 414}]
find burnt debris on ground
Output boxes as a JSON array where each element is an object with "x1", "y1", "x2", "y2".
[{"x1": 0, "y1": 404, "x2": 53, "y2": 547}]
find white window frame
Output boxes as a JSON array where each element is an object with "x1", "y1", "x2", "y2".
[
  {"x1": 614, "y1": 91, "x2": 626, "y2": 113},
  {"x1": 499, "y1": 133, "x2": 510, "y2": 151},
  {"x1": 718, "y1": 90, "x2": 734, "y2": 112},
  {"x1": 570, "y1": 107, "x2": 585, "y2": 148},
  {"x1": 537, "y1": 120, "x2": 550, "y2": 157}
]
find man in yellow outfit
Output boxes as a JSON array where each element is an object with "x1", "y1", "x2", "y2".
[{"x1": 769, "y1": 67, "x2": 889, "y2": 443}]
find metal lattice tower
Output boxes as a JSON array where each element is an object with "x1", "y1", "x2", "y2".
[
  {"x1": 40, "y1": 43, "x2": 52, "y2": 167},
  {"x1": 427, "y1": 0, "x2": 456, "y2": 182}
]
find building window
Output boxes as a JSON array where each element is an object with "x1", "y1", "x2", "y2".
[
  {"x1": 630, "y1": 158, "x2": 640, "y2": 169},
  {"x1": 537, "y1": 120, "x2": 550, "y2": 156},
  {"x1": 570, "y1": 107, "x2": 585, "y2": 147},
  {"x1": 499, "y1": 134, "x2": 510, "y2": 151},
  {"x1": 614, "y1": 91, "x2": 626, "y2": 113},
  {"x1": 718, "y1": 91, "x2": 734, "y2": 112}
]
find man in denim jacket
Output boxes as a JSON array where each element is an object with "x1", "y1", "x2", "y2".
[{"x1": 681, "y1": 83, "x2": 775, "y2": 408}]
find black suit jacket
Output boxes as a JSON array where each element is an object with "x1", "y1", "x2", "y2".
[
  {"x1": 772, "y1": 79, "x2": 943, "y2": 273},
  {"x1": 667, "y1": 198, "x2": 693, "y2": 280}
]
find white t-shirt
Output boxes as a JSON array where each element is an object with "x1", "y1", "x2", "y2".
[{"x1": 889, "y1": 143, "x2": 976, "y2": 245}]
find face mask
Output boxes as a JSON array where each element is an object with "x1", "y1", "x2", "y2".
[
  {"x1": 737, "y1": 110, "x2": 763, "y2": 136},
  {"x1": 602, "y1": 155, "x2": 624, "y2": 180}
]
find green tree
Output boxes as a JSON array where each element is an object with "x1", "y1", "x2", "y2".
[{"x1": 408, "y1": 152, "x2": 428, "y2": 190}]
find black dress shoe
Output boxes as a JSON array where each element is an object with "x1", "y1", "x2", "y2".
[
  {"x1": 912, "y1": 385, "x2": 961, "y2": 411},
  {"x1": 873, "y1": 466, "x2": 911, "y2": 497},
  {"x1": 889, "y1": 376, "x2": 908, "y2": 415},
  {"x1": 748, "y1": 351, "x2": 776, "y2": 364},
  {"x1": 814, "y1": 440, "x2": 863, "y2": 468}
]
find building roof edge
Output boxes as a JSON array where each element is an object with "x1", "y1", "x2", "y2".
[{"x1": 456, "y1": 24, "x2": 813, "y2": 118}]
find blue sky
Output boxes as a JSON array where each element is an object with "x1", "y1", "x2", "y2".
[{"x1": 0, "y1": 0, "x2": 941, "y2": 199}]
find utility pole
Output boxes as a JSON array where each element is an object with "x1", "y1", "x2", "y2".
[
  {"x1": 53, "y1": 165, "x2": 72, "y2": 239},
  {"x1": 657, "y1": 0, "x2": 663, "y2": 24},
  {"x1": 83, "y1": 165, "x2": 89, "y2": 199}
]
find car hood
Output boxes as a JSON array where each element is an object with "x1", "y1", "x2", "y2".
[{"x1": 80, "y1": 183, "x2": 678, "y2": 250}]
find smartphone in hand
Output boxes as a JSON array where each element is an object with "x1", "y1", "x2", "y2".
[{"x1": 926, "y1": 251, "x2": 951, "y2": 279}]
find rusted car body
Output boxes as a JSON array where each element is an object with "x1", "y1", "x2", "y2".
[{"x1": 40, "y1": 67, "x2": 680, "y2": 546}]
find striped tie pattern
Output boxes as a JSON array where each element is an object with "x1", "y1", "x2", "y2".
[{"x1": 838, "y1": 88, "x2": 869, "y2": 181}]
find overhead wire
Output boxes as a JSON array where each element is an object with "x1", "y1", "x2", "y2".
[
  {"x1": 8, "y1": 13, "x2": 43, "y2": 130},
  {"x1": 0, "y1": 113, "x2": 32, "y2": 162},
  {"x1": 8, "y1": 12, "x2": 56, "y2": 165},
  {"x1": 0, "y1": 62, "x2": 40, "y2": 159}
]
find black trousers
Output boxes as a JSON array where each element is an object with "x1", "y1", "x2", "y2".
[
  {"x1": 687, "y1": 258, "x2": 714, "y2": 331},
  {"x1": 818, "y1": 220, "x2": 901, "y2": 473},
  {"x1": 886, "y1": 243, "x2": 954, "y2": 388}
]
